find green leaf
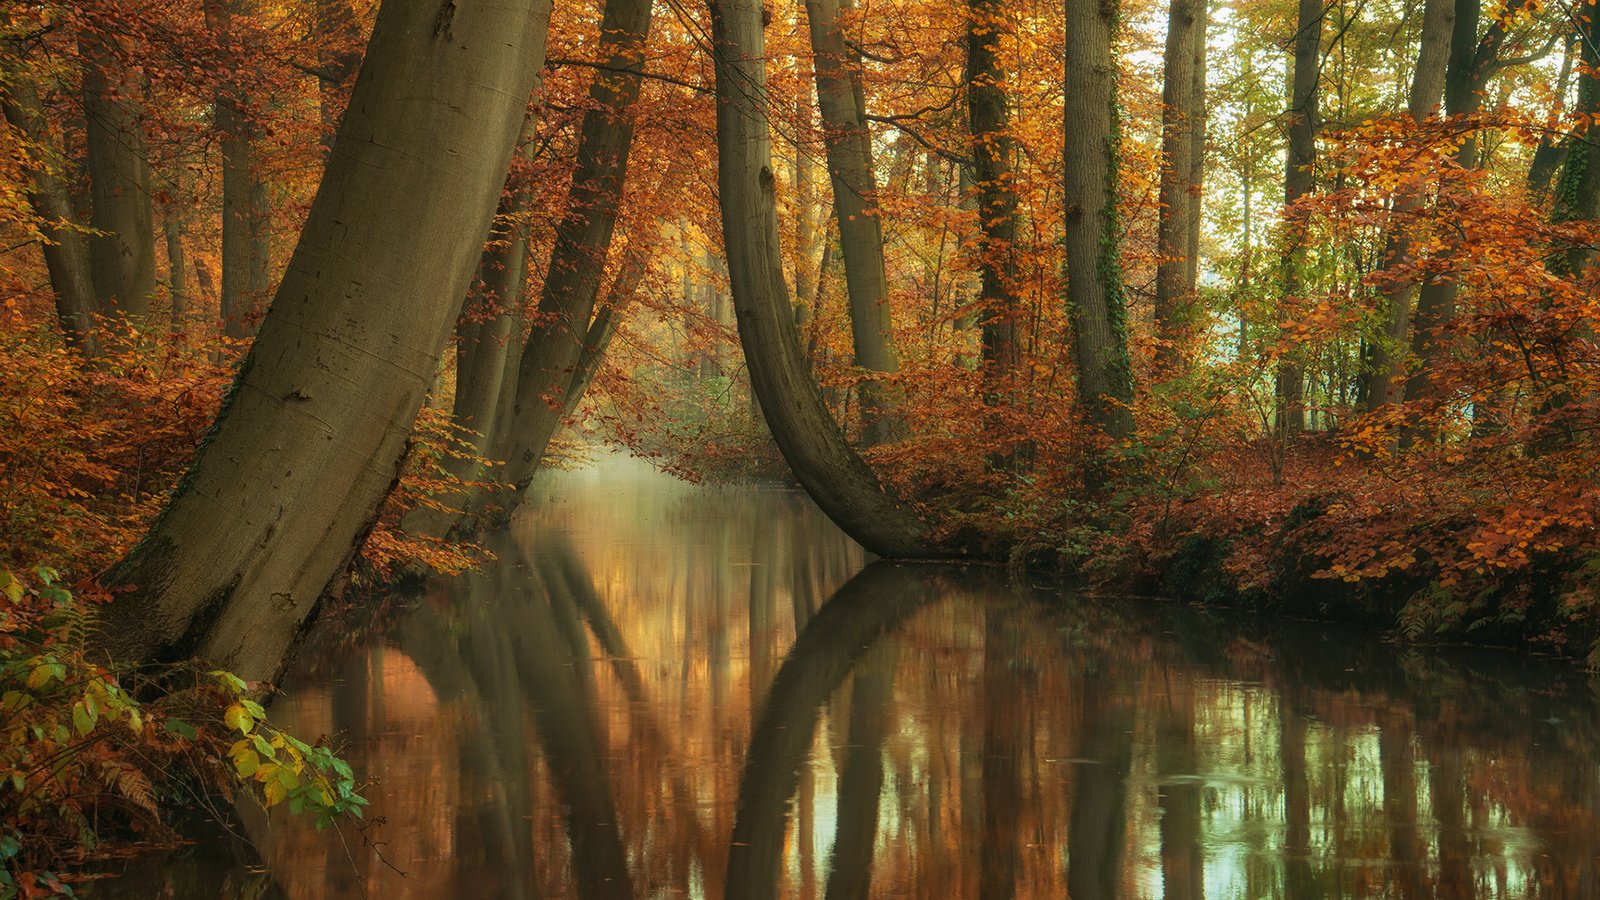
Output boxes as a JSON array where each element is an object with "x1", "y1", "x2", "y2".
[
  {"x1": 71, "y1": 701, "x2": 94, "y2": 736},
  {"x1": 164, "y1": 717, "x2": 198, "y2": 740}
]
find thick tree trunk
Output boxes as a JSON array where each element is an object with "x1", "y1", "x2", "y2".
[
  {"x1": 803, "y1": 0, "x2": 902, "y2": 444},
  {"x1": 1361, "y1": 0, "x2": 1454, "y2": 412},
  {"x1": 1152, "y1": 0, "x2": 1208, "y2": 373},
  {"x1": 1276, "y1": 0, "x2": 1322, "y2": 434},
  {"x1": 968, "y1": 0, "x2": 1021, "y2": 394},
  {"x1": 1063, "y1": 0, "x2": 1136, "y2": 444},
  {"x1": 708, "y1": 0, "x2": 934, "y2": 559},
  {"x1": 0, "y1": 79, "x2": 100, "y2": 355},
  {"x1": 81, "y1": 30, "x2": 157, "y2": 320},
  {"x1": 96, "y1": 0, "x2": 554, "y2": 680},
  {"x1": 497, "y1": 0, "x2": 654, "y2": 491}
]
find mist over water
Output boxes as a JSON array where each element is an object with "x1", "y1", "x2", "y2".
[{"x1": 98, "y1": 454, "x2": 1600, "y2": 898}]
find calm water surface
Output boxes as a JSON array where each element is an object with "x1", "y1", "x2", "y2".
[{"x1": 101, "y1": 454, "x2": 1600, "y2": 898}]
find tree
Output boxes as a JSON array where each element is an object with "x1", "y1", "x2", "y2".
[
  {"x1": 81, "y1": 23, "x2": 157, "y2": 319},
  {"x1": 968, "y1": 0, "x2": 1022, "y2": 406},
  {"x1": 1152, "y1": 0, "x2": 1208, "y2": 373},
  {"x1": 803, "y1": 0, "x2": 903, "y2": 444},
  {"x1": 1276, "y1": 0, "x2": 1322, "y2": 434},
  {"x1": 708, "y1": 0, "x2": 933, "y2": 559},
  {"x1": 96, "y1": 0, "x2": 555, "y2": 680},
  {"x1": 1063, "y1": 0, "x2": 1135, "y2": 445}
]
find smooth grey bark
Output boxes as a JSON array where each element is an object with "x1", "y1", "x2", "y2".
[
  {"x1": 803, "y1": 0, "x2": 903, "y2": 444},
  {"x1": 97, "y1": 0, "x2": 555, "y2": 680},
  {"x1": 1361, "y1": 0, "x2": 1455, "y2": 412},
  {"x1": 1276, "y1": 0, "x2": 1322, "y2": 434},
  {"x1": 1400, "y1": 0, "x2": 1531, "y2": 445},
  {"x1": 708, "y1": 0, "x2": 935, "y2": 559},
  {"x1": 1063, "y1": 0, "x2": 1136, "y2": 444},
  {"x1": 968, "y1": 0, "x2": 1020, "y2": 392},
  {"x1": 81, "y1": 30, "x2": 156, "y2": 319},
  {"x1": 1152, "y1": 0, "x2": 1208, "y2": 372},
  {"x1": 497, "y1": 0, "x2": 654, "y2": 491},
  {"x1": 1, "y1": 77, "x2": 100, "y2": 354}
]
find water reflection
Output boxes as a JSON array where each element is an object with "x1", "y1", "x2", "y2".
[{"x1": 97, "y1": 456, "x2": 1600, "y2": 898}]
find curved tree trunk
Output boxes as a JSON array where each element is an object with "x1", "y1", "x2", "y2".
[
  {"x1": 497, "y1": 0, "x2": 654, "y2": 491},
  {"x1": 1152, "y1": 0, "x2": 1208, "y2": 373},
  {"x1": 81, "y1": 29, "x2": 156, "y2": 320},
  {"x1": 0, "y1": 78, "x2": 101, "y2": 355},
  {"x1": 1361, "y1": 0, "x2": 1454, "y2": 412},
  {"x1": 803, "y1": 0, "x2": 903, "y2": 444},
  {"x1": 708, "y1": 0, "x2": 934, "y2": 559},
  {"x1": 97, "y1": 0, "x2": 554, "y2": 681},
  {"x1": 1063, "y1": 0, "x2": 1136, "y2": 445}
]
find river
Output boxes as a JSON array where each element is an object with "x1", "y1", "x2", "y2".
[{"x1": 97, "y1": 453, "x2": 1600, "y2": 897}]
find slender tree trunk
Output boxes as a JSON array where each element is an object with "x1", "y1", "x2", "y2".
[
  {"x1": 1400, "y1": 0, "x2": 1532, "y2": 445},
  {"x1": 81, "y1": 29, "x2": 156, "y2": 320},
  {"x1": 96, "y1": 0, "x2": 554, "y2": 680},
  {"x1": 968, "y1": 0, "x2": 1021, "y2": 398},
  {"x1": 497, "y1": 0, "x2": 654, "y2": 491},
  {"x1": 1277, "y1": 0, "x2": 1322, "y2": 434},
  {"x1": 707, "y1": 0, "x2": 934, "y2": 559},
  {"x1": 1063, "y1": 0, "x2": 1136, "y2": 445},
  {"x1": 0, "y1": 78, "x2": 101, "y2": 354},
  {"x1": 1361, "y1": 0, "x2": 1455, "y2": 412},
  {"x1": 210, "y1": 0, "x2": 269, "y2": 340},
  {"x1": 1526, "y1": 34, "x2": 1576, "y2": 202},
  {"x1": 1152, "y1": 0, "x2": 1208, "y2": 373},
  {"x1": 804, "y1": 0, "x2": 903, "y2": 444},
  {"x1": 163, "y1": 199, "x2": 189, "y2": 335}
]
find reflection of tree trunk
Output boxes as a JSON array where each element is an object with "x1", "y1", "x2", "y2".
[
  {"x1": 1425, "y1": 734, "x2": 1472, "y2": 897},
  {"x1": 1157, "y1": 676, "x2": 1203, "y2": 900},
  {"x1": 725, "y1": 563, "x2": 933, "y2": 900},
  {"x1": 1379, "y1": 716, "x2": 1427, "y2": 898},
  {"x1": 825, "y1": 642, "x2": 895, "y2": 900},
  {"x1": 1067, "y1": 686, "x2": 1134, "y2": 900},
  {"x1": 1279, "y1": 700, "x2": 1315, "y2": 895},
  {"x1": 978, "y1": 609, "x2": 1020, "y2": 900}
]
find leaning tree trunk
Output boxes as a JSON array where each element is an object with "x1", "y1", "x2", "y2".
[
  {"x1": 97, "y1": 0, "x2": 554, "y2": 681},
  {"x1": 0, "y1": 78, "x2": 100, "y2": 355},
  {"x1": 803, "y1": 0, "x2": 903, "y2": 444},
  {"x1": 1063, "y1": 0, "x2": 1136, "y2": 445},
  {"x1": 1152, "y1": 0, "x2": 1208, "y2": 374},
  {"x1": 1276, "y1": 0, "x2": 1321, "y2": 435},
  {"x1": 708, "y1": 0, "x2": 934, "y2": 559},
  {"x1": 496, "y1": 0, "x2": 654, "y2": 491},
  {"x1": 81, "y1": 29, "x2": 156, "y2": 320},
  {"x1": 1360, "y1": 0, "x2": 1454, "y2": 412}
]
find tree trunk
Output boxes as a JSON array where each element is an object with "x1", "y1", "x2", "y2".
[
  {"x1": 707, "y1": 0, "x2": 934, "y2": 559},
  {"x1": 1063, "y1": 0, "x2": 1136, "y2": 444},
  {"x1": 1152, "y1": 0, "x2": 1208, "y2": 373},
  {"x1": 497, "y1": 0, "x2": 654, "y2": 491},
  {"x1": 96, "y1": 0, "x2": 554, "y2": 681},
  {"x1": 1277, "y1": 0, "x2": 1322, "y2": 435},
  {"x1": 968, "y1": 0, "x2": 1021, "y2": 396},
  {"x1": 1526, "y1": 34, "x2": 1576, "y2": 202},
  {"x1": 0, "y1": 78, "x2": 101, "y2": 355},
  {"x1": 211, "y1": 0, "x2": 270, "y2": 340},
  {"x1": 81, "y1": 29, "x2": 157, "y2": 320},
  {"x1": 163, "y1": 199, "x2": 189, "y2": 335},
  {"x1": 1400, "y1": 0, "x2": 1531, "y2": 445},
  {"x1": 1361, "y1": 0, "x2": 1454, "y2": 412},
  {"x1": 804, "y1": 0, "x2": 903, "y2": 444}
]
